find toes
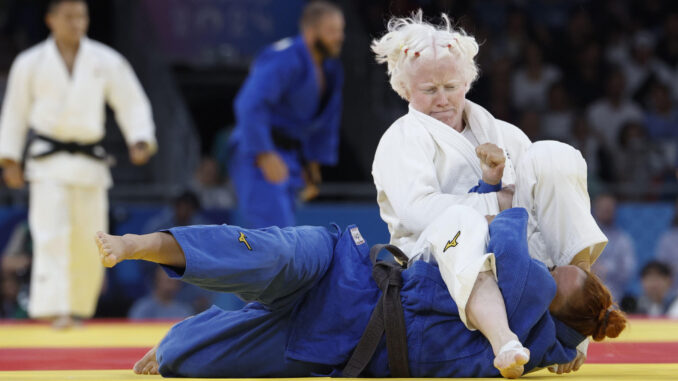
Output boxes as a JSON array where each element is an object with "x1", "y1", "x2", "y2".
[
  {"x1": 133, "y1": 360, "x2": 144, "y2": 374},
  {"x1": 143, "y1": 361, "x2": 156, "y2": 375},
  {"x1": 103, "y1": 254, "x2": 117, "y2": 268}
]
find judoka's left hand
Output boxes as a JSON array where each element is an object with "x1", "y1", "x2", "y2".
[
  {"x1": 301, "y1": 162, "x2": 322, "y2": 201},
  {"x1": 129, "y1": 142, "x2": 152, "y2": 165},
  {"x1": 548, "y1": 350, "x2": 586, "y2": 374},
  {"x1": 476, "y1": 143, "x2": 505, "y2": 185}
]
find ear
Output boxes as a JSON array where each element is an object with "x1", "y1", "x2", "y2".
[{"x1": 398, "y1": 80, "x2": 410, "y2": 100}]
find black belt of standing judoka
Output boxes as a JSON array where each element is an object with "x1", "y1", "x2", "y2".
[
  {"x1": 29, "y1": 133, "x2": 108, "y2": 161},
  {"x1": 343, "y1": 244, "x2": 411, "y2": 378},
  {"x1": 271, "y1": 129, "x2": 302, "y2": 152}
]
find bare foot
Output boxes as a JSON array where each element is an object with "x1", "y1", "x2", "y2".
[
  {"x1": 494, "y1": 340, "x2": 530, "y2": 379},
  {"x1": 95, "y1": 231, "x2": 135, "y2": 268},
  {"x1": 134, "y1": 345, "x2": 159, "y2": 375},
  {"x1": 52, "y1": 315, "x2": 75, "y2": 330}
]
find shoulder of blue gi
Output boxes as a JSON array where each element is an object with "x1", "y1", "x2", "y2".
[{"x1": 233, "y1": 36, "x2": 305, "y2": 155}]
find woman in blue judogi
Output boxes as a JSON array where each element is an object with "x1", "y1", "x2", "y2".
[
  {"x1": 228, "y1": 2, "x2": 344, "y2": 228},
  {"x1": 95, "y1": 206, "x2": 625, "y2": 378}
]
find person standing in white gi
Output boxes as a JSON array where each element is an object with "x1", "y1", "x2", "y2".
[
  {"x1": 371, "y1": 11, "x2": 607, "y2": 377},
  {"x1": 0, "y1": 0, "x2": 156, "y2": 328}
]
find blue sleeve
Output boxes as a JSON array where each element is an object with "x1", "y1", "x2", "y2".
[
  {"x1": 469, "y1": 179, "x2": 502, "y2": 193},
  {"x1": 302, "y1": 63, "x2": 343, "y2": 165},
  {"x1": 487, "y1": 207, "x2": 532, "y2": 314},
  {"x1": 233, "y1": 55, "x2": 298, "y2": 156}
]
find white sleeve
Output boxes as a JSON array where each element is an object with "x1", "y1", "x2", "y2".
[
  {"x1": 105, "y1": 55, "x2": 157, "y2": 153},
  {"x1": 373, "y1": 130, "x2": 499, "y2": 237},
  {"x1": 500, "y1": 120, "x2": 532, "y2": 172},
  {"x1": 0, "y1": 55, "x2": 33, "y2": 162}
]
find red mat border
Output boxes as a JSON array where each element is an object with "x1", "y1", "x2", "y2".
[
  {"x1": 0, "y1": 347, "x2": 151, "y2": 371},
  {"x1": 0, "y1": 342, "x2": 677, "y2": 371}
]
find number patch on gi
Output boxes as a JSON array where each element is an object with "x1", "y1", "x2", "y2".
[
  {"x1": 238, "y1": 232, "x2": 252, "y2": 251},
  {"x1": 443, "y1": 231, "x2": 461, "y2": 253},
  {"x1": 350, "y1": 227, "x2": 365, "y2": 245}
]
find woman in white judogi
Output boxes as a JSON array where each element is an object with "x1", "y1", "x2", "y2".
[
  {"x1": 0, "y1": 0, "x2": 156, "y2": 327},
  {"x1": 371, "y1": 11, "x2": 608, "y2": 377}
]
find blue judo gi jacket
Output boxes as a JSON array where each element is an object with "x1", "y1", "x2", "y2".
[
  {"x1": 287, "y1": 208, "x2": 583, "y2": 377},
  {"x1": 228, "y1": 36, "x2": 343, "y2": 228}
]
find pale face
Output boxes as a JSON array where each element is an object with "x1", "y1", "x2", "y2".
[{"x1": 406, "y1": 56, "x2": 468, "y2": 131}]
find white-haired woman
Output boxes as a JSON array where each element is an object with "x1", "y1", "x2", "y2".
[{"x1": 371, "y1": 11, "x2": 609, "y2": 378}]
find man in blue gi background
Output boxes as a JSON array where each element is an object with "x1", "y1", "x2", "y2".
[{"x1": 228, "y1": 1, "x2": 345, "y2": 228}]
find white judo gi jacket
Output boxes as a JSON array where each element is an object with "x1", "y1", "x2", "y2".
[
  {"x1": 0, "y1": 37, "x2": 156, "y2": 185},
  {"x1": 372, "y1": 101, "x2": 607, "y2": 330},
  {"x1": 0, "y1": 37, "x2": 156, "y2": 318},
  {"x1": 373, "y1": 100, "x2": 531, "y2": 256}
]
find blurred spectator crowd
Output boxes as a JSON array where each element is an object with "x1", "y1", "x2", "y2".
[{"x1": 361, "y1": 0, "x2": 678, "y2": 199}]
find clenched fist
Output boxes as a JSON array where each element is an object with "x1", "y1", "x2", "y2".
[{"x1": 476, "y1": 143, "x2": 505, "y2": 185}]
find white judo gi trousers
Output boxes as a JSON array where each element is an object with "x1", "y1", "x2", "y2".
[
  {"x1": 27, "y1": 181, "x2": 107, "y2": 318},
  {"x1": 413, "y1": 141, "x2": 607, "y2": 328}
]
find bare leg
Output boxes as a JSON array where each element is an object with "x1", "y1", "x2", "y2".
[
  {"x1": 134, "y1": 345, "x2": 159, "y2": 375},
  {"x1": 466, "y1": 271, "x2": 529, "y2": 379},
  {"x1": 94, "y1": 231, "x2": 186, "y2": 268}
]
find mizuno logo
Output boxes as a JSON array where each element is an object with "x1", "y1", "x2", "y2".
[
  {"x1": 443, "y1": 231, "x2": 461, "y2": 253},
  {"x1": 238, "y1": 232, "x2": 252, "y2": 251}
]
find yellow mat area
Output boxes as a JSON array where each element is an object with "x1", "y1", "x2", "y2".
[
  {"x1": 0, "y1": 322, "x2": 171, "y2": 348},
  {"x1": 2, "y1": 318, "x2": 676, "y2": 349},
  {"x1": 2, "y1": 365, "x2": 678, "y2": 381}
]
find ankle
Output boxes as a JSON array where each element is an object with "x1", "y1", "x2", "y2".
[
  {"x1": 492, "y1": 333, "x2": 521, "y2": 355},
  {"x1": 121, "y1": 234, "x2": 142, "y2": 260}
]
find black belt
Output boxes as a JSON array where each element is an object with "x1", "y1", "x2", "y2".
[
  {"x1": 29, "y1": 133, "x2": 108, "y2": 161},
  {"x1": 343, "y1": 244, "x2": 411, "y2": 378},
  {"x1": 271, "y1": 129, "x2": 302, "y2": 152}
]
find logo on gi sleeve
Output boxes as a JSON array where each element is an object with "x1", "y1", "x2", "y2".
[
  {"x1": 350, "y1": 227, "x2": 365, "y2": 245},
  {"x1": 443, "y1": 231, "x2": 461, "y2": 253},
  {"x1": 238, "y1": 232, "x2": 252, "y2": 251}
]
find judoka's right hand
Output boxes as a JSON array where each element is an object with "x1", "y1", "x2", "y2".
[
  {"x1": 1, "y1": 160, "x2": 25, "y2": 189},
  {"x1": 548, "y1": 350, "x2": 586, "y2": 374},
  {"x1": 476, "y1": 143, "x2": 505, "y2": 185},
  {"x1": 256, "y1": 152, "x2": 289, "y2": 184}
]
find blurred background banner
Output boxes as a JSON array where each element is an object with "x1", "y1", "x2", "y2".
[{"x1": 142, "y1": 0, "x2": 304, "y2": 67}]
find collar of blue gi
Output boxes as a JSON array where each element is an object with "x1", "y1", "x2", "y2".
[{"x1": 552, "y1": 318, "x2": 587, "y2": 348}]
